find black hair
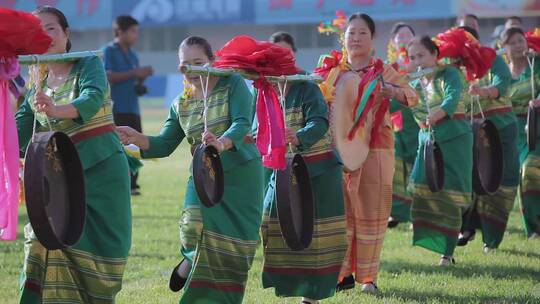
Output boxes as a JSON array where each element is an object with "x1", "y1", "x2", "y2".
[
  {"x1": 180, "y1": 36, "x2": 215, "y2": 61},
  {"x1": 501, "y1": 27, "x2": 525, "y2": 46},
  {"x1": 409, "y1": 35, "x2": 439, "y2": 56},
  {"x1": 506, "y1": 16, "x2": 522, "y2": 24},
  {"x1": 347, "y1": 13, "x2": 376, "y2": 37},
  {"x1": 33, "y1": 6, "x2": 71, "y2": 52},
  {"x1": 269, "y1": 31, "x2": 297, "y2": 52},
  {"x1": 458, "y1": 26, "x2": 480, "y2": 40},
  {"x1": 391, "y1": 22, "x2": 415, "y2": 37},
  {"x1": 113, "y1": 15, "x2": 139, "y2": 37},
  {"x1": 458, "y1": 13, "x2": 479, "y2": 23}
]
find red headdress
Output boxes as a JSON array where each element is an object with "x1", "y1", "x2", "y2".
[
  {"x1": 214, "y1": 35, "x2": 300, "y2": 169},
  {"x1": 434, "y1": 28, "x2": 496, "y2": 81}
]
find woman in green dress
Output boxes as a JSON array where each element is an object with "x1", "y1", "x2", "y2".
[
  {"x1": 254, "y1": 80, "x2": 347, "y2": 304},
  {"x1": 16, "y1": 7, "x2": 131, "y2": 303},
  {"x1": 501, "y1": 27, "x2": 540, "y2": 239},
  {"x1": 407, "y1": 36, "x2": 473, "y2": 266},
  {"x1": 386, "y1": 22, "x2": 420, "y2": 227},
  {"x1": 116, "y1": 36, "x2": 264, "y2": 304},
  {"x1": 457, "y1": 26, "x2": 520, "y2": 252}
]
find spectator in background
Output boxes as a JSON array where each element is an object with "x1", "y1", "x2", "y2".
[
  {"x1": 505, "y1": 16, "x2": 523, "y2": 29},
  {"x1": 269, "y1": 31, "x2": 297, "y2": 54},
  {"x1": 491, "y1": 25, "x2": 505, "y2": 49},
  {"x1": 103, "y1": 15, "x2": 153, "y2": 196},
  {"x1": 456, "y1": 13, "x2": 480, "y2": 37},
  {"x1": 269, "y1": 32, "x2": 307, "y2": 74},
  {"x1": 491, "y1": 16, "x2": 523, "y2": 50}
]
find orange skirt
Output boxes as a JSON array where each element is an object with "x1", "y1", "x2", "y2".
[{"x1": 339, "y1": 149, "x2": 394, "y2": 283}]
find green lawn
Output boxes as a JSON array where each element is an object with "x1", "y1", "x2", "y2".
[{"x1": 1, "y1": 106, "x2": 540, "y2": 304}]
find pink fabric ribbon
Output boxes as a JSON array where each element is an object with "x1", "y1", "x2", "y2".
[
  {"x1": 253, "y1": 77, "x2": 286, "y2": 170},
  {"x1": 0, "y1": 57, "x2": 20, "y2": 241}
]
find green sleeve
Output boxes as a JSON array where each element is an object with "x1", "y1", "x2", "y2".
[
  {"x1": 71, "y1": 56, "x2": 109, "y2": 123},
  {"x1": 440, "y1": 68, "x2": 463, "y2": 117},
  {"x1": 221, "y1": 75, "x2": 254, "y2": 149},
  {"x1": 490, "y1": 55, "x2": 511, "y2": 97},
  {"x1": 15, "y1": 91, "x2": 39, "y2": 157},
  {"x1": 141, "y1": 105, "x2": 185, "y2": 159},
  {"x1": 296, "y1": 82, "x2": 329, "y2": 150}
]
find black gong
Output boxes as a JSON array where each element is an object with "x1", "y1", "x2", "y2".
[
  {"x1": 24, "y1": 131, "x2": 86, "y2": 250},
  {"x1": 275, "y1": 153, "x2": 314, "y2": 251},
  {"x1": 192, "y1": 144, "x2": 224, "y2": 208},
  {"x1": 424, "y1": 138, "x2": 445, "y2": 193},
  {"x1": 472, "y1": 119, "x2": 503, "y2": 195}
]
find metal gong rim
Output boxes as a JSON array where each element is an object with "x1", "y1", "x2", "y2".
[
  {"x1": 192, "y1": 144, "x2": 224, "y2": 208},
  {"x1": 275, "y1": 153, "x2": 314, "y2": 251},
  {"x1": 472, "y1": 119, "x2": 503, "y2": 195},
  {"x1": 424, "y1": 139, "x2": 445, "y2": 193},
  {"x1": 24, "y1": 131, "x2": 86, "y2": 250}
]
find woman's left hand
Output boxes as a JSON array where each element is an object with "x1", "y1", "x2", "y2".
[
  {"x1": 202, "y1": 130, "x2": 217, "y2": 145},
  {"x1": 34, "y1": 91, "x2": 58, "y2": 118},
  {"x1": 426, "y1": 112, "x2": 438, "y2": 127},
  {"x1": 203, "y1": 131, "x2": 226, "y2": 152},
  {"x1": 529, "y1": 99, "x2": 540, "y2": 108},
  {"x1": 206, "y1": 139, "x2": 225, "y2": 153},
  {"x1": 380, "y1": 85, "x2": 395, "y2": 99},
  {"x1": 285, "y1": 128, "x2": 300, "y2": 146}
]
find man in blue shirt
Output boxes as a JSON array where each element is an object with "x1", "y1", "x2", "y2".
[{"x1": 103, "y1": 15, "x2": 153, "y2": 195}]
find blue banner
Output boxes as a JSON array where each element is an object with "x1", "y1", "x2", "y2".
[
  {"x1": 113, "y1": 0, "x2": 255, "y2": 27},
  {"x1": 255, "y1": 0, "x2": 453, "y2": 24},
  {"x1": 6, "y1": 0, "x2": 113, "y2": 31}
]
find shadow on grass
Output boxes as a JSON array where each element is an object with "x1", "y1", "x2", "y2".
[
  {"x1": 382, "y1": 259, "x2": 540, "y2": 281},
  {"x1": 498, "y1": 248, "x2": 540, "y2": 260},
  {"x1": 376, "y1": 287, "x2": 535, "y2": 303}
]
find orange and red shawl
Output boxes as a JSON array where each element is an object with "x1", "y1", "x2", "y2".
[
  {"x1": 434, "y1": 28, "x2": 495, "y2": 81},
  {"x1": 214, "y1": 35, "x2": 300, "y2": 169},
  {"x1": 0, "y1": 8, "x2": 51, "y2": 241},
  {"x1": 526, "y1": 28, "x2": 540, "y2": 53},
  {"x1": 314, "y1": 53, "x2": 388, "y2": 144}
]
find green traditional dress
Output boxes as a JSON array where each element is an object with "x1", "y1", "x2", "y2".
[
  {"x1": 461, "y1": 55, "x2": 520, "y2": 248},
  {"x1": 408, "y1": 66, "x2": 473, "y2": 256},
  {"x1": 508, "y1": 56, "x2": 540, "y2": 237},
  {"x1": 16, "y1": 56, "x2": 132, "y2": 303},
  {"x1": 141, "y1": 74, "x2": 263, "y2": 304},
  {"x1": 390, "y1": 100, "x2": 420, "y2": 222},
  {"x1": 255, "y1": 81, "x2": 347, "y2": 300}
]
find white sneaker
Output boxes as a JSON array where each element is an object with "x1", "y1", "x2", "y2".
[
  {"x1": 438, "y1": 255, "x2": 455, "y2": 266},
  {"x1": 301, "y1": 297, "x2": 319, "y2": 304},
  {"x1": 529, "y1": 232, "x2": 539, "y2": 239},
  {"x1": 483, "y1": 244, "x2": 494, "y2": 253},
  {"x1": 360, "y1": 282, "x2": 378, "y2": 294}
]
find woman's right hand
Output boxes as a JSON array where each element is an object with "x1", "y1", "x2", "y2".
[
  {"x1": 529, "y1": 99, "x2": 540, "y2": 108},
  {"x1": 116, "y1": 126, "x2": 149, "y2": 150}
]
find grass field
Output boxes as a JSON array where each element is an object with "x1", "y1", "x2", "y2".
[{"x1": 1, "y1": 106, "x2": 540, "y2": 304}]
